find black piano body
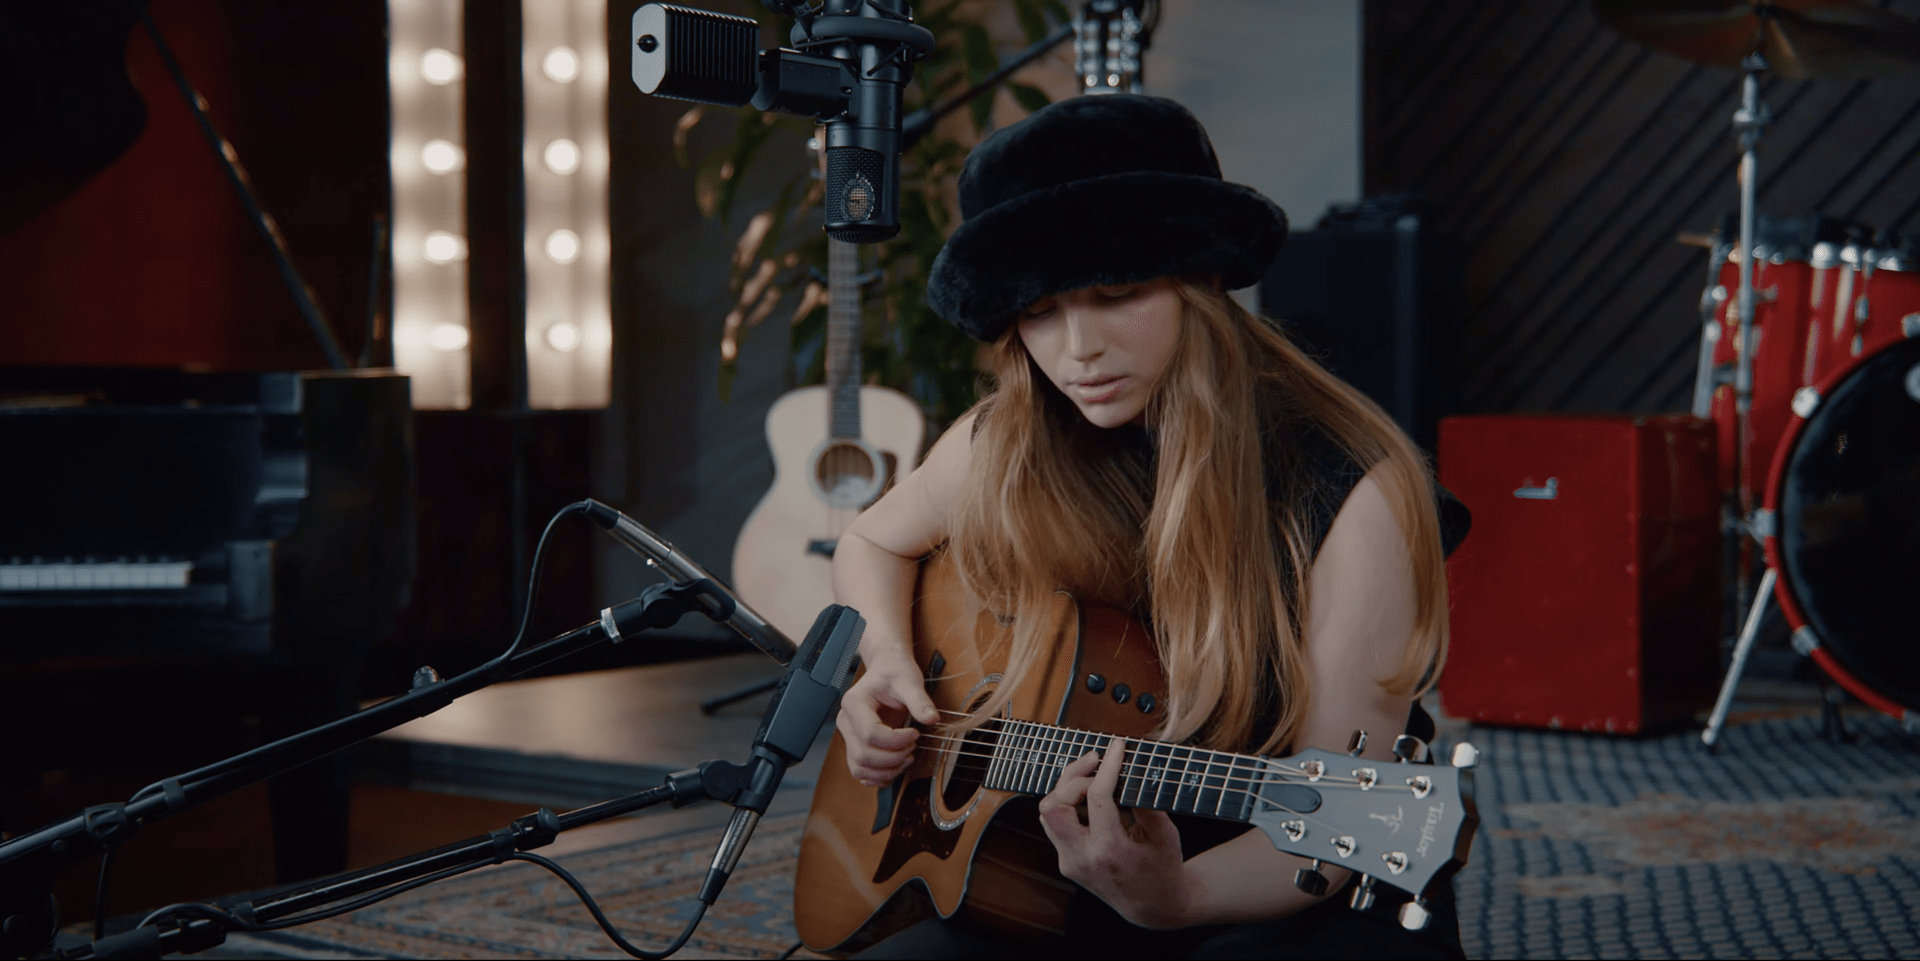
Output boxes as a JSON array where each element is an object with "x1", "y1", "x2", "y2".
[{"x1": 0, "y1": 366, "x2": 414, "y2": 884}]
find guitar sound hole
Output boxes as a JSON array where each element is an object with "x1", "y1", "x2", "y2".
[
  {"x1": 815, "y1": 441, "x2": 881, "y2": 509},
  {"x1": 941, "y1": 722, "x2": 998, "y2": 812}
]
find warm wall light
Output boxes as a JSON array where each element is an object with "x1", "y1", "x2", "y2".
[
  {"x1": 421, "y1": 139, "x2": 464, "y2": 173},
  {"x1": 546, "y1": 321, "x2": 581, "y2": 352},
  {"x1": 421, "y1": 47, "x2": 462, "y2": 85},
  {"x1": 391, "y1": 0, "x2": 469, "y2": 408},
  {"x1": 522, "y1": 3, "x2": 608, "y2": 409},
  {"x1": 422, "y1": 230, "x2": 467, "y2": 263},
  {"x1": 429, "y1": 323, "x2": 470, "y2": 351},
  {"x1": 543, "y1": 138, "x2": 580, "y2": 174},
  {"x1": 543, "y1": 47, "x2": 579, "y2": 83},
  {"x1": 544, "y1": 228, "x2": 580, "y2": 264}
]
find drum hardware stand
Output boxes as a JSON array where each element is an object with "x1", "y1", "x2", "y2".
[
  {"x1": 1818, "y1": 678, "x2": 1854, "y2": 744},
  {"x1": 1702, "y1": 567, "x2": 1774, "y2": 752},
  {"x1": 1730, "y1": 51, "x2": 1773, "y2": 625},
  {"x1": 1701, "y1": 51, "x2": 1775, "y2": 754}
]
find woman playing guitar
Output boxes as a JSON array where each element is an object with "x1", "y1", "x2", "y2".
[{"x1": 828, "y1": 95, "x2": 1468, "y2": 959}]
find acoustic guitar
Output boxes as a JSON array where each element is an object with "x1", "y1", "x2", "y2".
[
  {"x1": 793, "y1": 552, "x2": 1479, "y2": 951},
  {"x1": 732, "y1": 237, "x2": 926, "y2": 642}
]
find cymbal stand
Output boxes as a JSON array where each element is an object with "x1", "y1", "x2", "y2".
[
  {"x1": 1702, "y1": 52, "x2": 1774, "y2": 753},
  {"x1": 1730, "y1": 51, "x2": 1771, "y2": 613}
]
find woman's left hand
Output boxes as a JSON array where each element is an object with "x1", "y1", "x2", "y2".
[{"x1": 1036, "y1": 736, "x2": 1190, "y2": 930}]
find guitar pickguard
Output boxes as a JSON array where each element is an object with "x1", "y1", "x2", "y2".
[{"x1": 870, "y1": 777, "x2": 964, "y2": 884}]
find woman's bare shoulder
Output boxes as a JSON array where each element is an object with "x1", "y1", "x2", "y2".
[{"x1": 844, "y1": 408, "x2": 982, "y2": 558}]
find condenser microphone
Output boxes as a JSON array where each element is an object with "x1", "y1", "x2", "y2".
[
  {"x1": 581, "y1": 499, "x2": 797, "y2": 664},
  {"x1": 630, "y1": 0, "x2": 933, "y2": 244},
  {"x1": 699, "y1": 604, "x2": 864, "y2": 905},
  {"x1": 815, "y1": 0, "x2": 911, "y2": 243}
]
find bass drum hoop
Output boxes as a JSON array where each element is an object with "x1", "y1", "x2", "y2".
[{"x1": 1761, "y1": 335, "x2": 1920, "y2": 722}]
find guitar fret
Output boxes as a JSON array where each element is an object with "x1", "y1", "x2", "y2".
[
  {"x1": 1121, "y1": 740, "x2": 1145, "y2": 807},
  {"x1": 1205, "y1": 750, "x2": 1233, "y2": 817},
  {"x1": 1060, "y1": 727, "x2": 1081, "y2": 791},
  {"x1": 1193, "y1": 748, "x2": 1217, "y2": 814},
  {"x1": 986, "y1": 719, "x2": 1009, "y2": 792},
  {"x1": 1171, "y1": 745, "x2": 1199, "y2": 814},
  {"x1": 1232, "y1": 755, "x2": 1262, "y2": 820},
  {"x1": 1148, "y1": 741, "x2": 1174, "y2": 811},
  {"x1": 1003, "y1": 720, "x2": 1024, "y2": 794},
  {"x1": 976, "y1": 720, "x2": 1279, "y2": 828},
  {"x1": 1018, "y1": 722, "x2": 1041, "y2": 796},
  {"x1": 1038, "y1": 724, "x2": 1060, "y2": 794}
]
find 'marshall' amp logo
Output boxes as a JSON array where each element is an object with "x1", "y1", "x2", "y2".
[
  {"x1": 1416, "y1": 803, "x2": 1446, "y2": 856},
  {"x1": 1369, "y1": 806, "x2": 1404, "y2": 835}
]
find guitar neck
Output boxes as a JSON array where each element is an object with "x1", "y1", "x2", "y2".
[
  {"x1": 981, "y1": 719, "x2": 1265, "y2": 822},
  {"x1": 825, "y1": 238, "x2": 862, "y2": 440}
]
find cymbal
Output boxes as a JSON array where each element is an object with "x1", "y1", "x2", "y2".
[{"x1": 1593, "y1": 0, "x2": 1920, "y2": 80}]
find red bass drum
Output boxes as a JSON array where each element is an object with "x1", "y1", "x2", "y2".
[{"x1": 1761, "y1": 333, "x2": 1920, "y2": 730}]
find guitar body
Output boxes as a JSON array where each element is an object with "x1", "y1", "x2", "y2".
[
  {"x1": 794, "y1": 552, "x2": 1170, "y2": 952},
  {"x1": 732, "y1": 384, "x2": 925, "y2": 643}
]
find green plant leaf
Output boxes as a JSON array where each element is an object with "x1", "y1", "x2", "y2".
[
  {"x1": 1011, "y1": 0, "x2": 1049, "y2": 44},
  {"x1": 1041, "y1": 0, "x2": 1071, "y2": 27},
  {"x1": 961, "y1": 22, "x2": 996, "y2": 80},
  {"x1": 1008, "y1": 82, "x2": 1051, "y2": 114}
]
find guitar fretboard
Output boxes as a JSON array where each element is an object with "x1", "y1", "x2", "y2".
[
  {"x1": 979, "y1": 718, "x2": 1268, "y2": 822},
  {"x1": 825, "y1": 238, "x2": 862, "y2": 440}
]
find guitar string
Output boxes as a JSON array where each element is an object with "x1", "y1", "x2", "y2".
[
  {"x1": 903, "y1": 730, "x2": 1421, "y2": 807},
  {"x1": 920, "y1": 708, "x2": 1414, "y2": 791},
  {"x1": 898, "y1": 731, "x2": 1414, "y2": 852},
  {"x1": 907, "y1": 728, "x2": 1405, "y2": 794}
]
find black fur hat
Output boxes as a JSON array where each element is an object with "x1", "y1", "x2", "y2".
[{"x1": 925, "y1": 94, "x2": 1288, "y2": 342}]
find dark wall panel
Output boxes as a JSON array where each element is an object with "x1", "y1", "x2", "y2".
[{"x1": 1367, "y1": 0, "x2": 1920, "y2": 416}]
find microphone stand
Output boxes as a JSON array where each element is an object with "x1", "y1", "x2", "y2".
[
  {"x1": 0, "y1": 577, "x2": 739, "y2": 960},
  {"x1": 52, "y1": 759, "x2": 754, "y2": 960}
]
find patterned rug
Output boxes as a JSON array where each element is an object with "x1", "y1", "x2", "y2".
[
  {"x1": 226, "y1": 713, "x2": 1920, "y2": 960},
  {"x1": 236, "y1": 813, "x2": 815, "y2": 960},
  {"x1": 1451, "y1": 713, "x2": 1920, "y2": 959}
]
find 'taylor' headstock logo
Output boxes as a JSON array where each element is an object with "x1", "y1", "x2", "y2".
[{"x1": 1417, "y1": 802, "x2": 1446, "y2": 857}]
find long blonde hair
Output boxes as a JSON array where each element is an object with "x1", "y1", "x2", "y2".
[{"x1": 945, "y1": 278, "x2": 1447, "y2": 755}]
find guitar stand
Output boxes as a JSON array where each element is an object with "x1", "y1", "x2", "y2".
[{"x1": 700, "y1": 677, "x2": 779, "y2": 715}]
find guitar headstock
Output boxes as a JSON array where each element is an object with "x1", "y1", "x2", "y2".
[{"x1": 1247, "y1": 741, "x2": 1479, "y2": 907}]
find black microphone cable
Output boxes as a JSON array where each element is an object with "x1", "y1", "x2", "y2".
[
  {"x1": 101, "y1": 501, "x2": 598, "y2": 936},
  {"x1": 127, "y1": 848, "x2": 706, "y2": 960}
]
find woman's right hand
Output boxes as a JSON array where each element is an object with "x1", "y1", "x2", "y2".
[{"x1": 836, "y1": 648, "x2": 941, "y2": 787}]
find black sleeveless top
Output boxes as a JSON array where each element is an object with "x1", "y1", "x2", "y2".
[{"x1": 1091, "y1": 404, "x2": 1471, "y2": 860}]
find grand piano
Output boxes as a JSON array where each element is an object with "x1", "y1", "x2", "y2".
[{"x1": 0, "y1": 0, "x2": 415, "y2": 893}]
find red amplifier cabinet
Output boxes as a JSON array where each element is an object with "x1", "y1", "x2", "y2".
[{"x1": 1437, "y1": 415, "x2": 1720, "y2": 733}]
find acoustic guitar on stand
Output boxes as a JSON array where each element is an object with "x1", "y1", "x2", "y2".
[
  {"x1": 792, "y1": 552, "x2": 1480, "y2": 952},
  {"x1": 732, "y1": 237, "x2": 926, "y2": 643}
]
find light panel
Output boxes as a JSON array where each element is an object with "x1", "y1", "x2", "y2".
[
  {"x1": 523, "y1": 0, "x2": 611, "y2": 409},
  {"x1": 390, "y1": 0, "x2": 470, "y2": 409}
]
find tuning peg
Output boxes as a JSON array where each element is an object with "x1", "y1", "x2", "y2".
[
  {"x1": 1399, "y1": 897, "x2": 1431, "y2": 931},
  {"x1": 1450, "y1": 742, "x2": 1480, "y2": 769},
  {"x1": 1347, "y1": 729, "x2": 1368, "y2": 756},
  {"x1": 1392, "y1": 735, "x2": 1429, "y2": 764},
  {"x1": 1294, "y1": 859, "x2": 1330, "y2": 897},
  {"x1": 1348, "y1": 875, "x2": 1376, "y2": 911}
]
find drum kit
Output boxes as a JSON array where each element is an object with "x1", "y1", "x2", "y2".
[{"x1": 1592, "y1": 1, "x2": 1920, "y2": 747}]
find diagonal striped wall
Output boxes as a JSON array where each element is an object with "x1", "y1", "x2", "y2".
[{"x1": 1365, "y1": 0, "x2": 1920, "y2": 414}]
